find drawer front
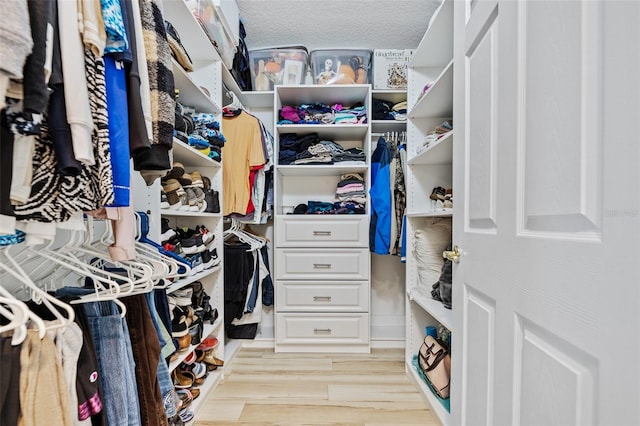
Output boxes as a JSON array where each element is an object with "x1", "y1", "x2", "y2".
[
  {"x1": 275, "y1": 249, "x2": 370, "y2": 280},
  {"x1": 275, "y1": 216, "x2": 368, "y2": 247},
  {"x1": 276, "y1": 281, "x2": 369, "y2": 312},
  {"x1": 275, "y1": 313, "x2": 369, "y2": 345}
]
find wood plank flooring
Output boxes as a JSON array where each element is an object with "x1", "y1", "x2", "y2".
[{"x1": 193, "y1": 347, "x2": 438, "y2": 425}]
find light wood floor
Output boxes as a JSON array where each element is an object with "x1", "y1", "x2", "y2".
[{"x1": 193, "y1": 347, "x2": 438, "y2": 425}]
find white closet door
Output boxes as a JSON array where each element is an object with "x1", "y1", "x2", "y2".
[{"x1": 453, "y1": 1, "x2": 640, "y2": 425}]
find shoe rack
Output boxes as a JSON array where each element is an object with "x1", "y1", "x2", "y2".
[
  {"x1": 130, "y1": 0, "x2": 228, "y2": 417},
  {"x1": 403, "y1": 0, "x2": 455, "y2": 424}
]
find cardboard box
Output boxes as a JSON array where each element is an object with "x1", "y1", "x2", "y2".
[{"x1": 372, "y1": 49, "x2": 414, "y2": 89}]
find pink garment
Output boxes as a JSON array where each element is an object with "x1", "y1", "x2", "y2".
[
  {"x1": 279, "y1": 105, "x2": 302, "y2": 123},
  {"x1": 105, "y1": 206, "x2": 137, "y2": 261}
]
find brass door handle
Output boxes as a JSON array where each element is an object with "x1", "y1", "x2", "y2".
[{"x1": 443, "y1": 245, "x2": 460, "y2": 263}]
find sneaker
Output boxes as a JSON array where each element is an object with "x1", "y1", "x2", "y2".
[
  {"x1": 161, "y1": 218, "x2": 176, "y2": 242},
  {"x1": 177, "y1": 228, "x2": 205, "y2": 254},
  {"x1": 171, "y1": 306, "x2": 189, "y2": 337},
  {"x1": 178, "y1": 408, "x2": 194, "y2": 423},
  {"x1": 209, "y1": 248, "x2": 221, "y2": 267},
  {"x1": 186, "y1": 186, "x2": 206, "y2": 211},
  {"x1": 160, "y1": 191, "x2": 170, "y2": 209},
  {"x1": 172, "y1": 288, "x2": 193, "y2": 306},
  {"x1": 185, "y1": 253, "x2": 204, "y2": 274},
  {"x1": 204, "y1": 189, "x2": 220, "y2": 213},
  {"x1": 200, "y1": 249, "x2": 215, "y2": 269},
  {"x1": 195, "y1": 225, "x2": 214, "y2": 245}
]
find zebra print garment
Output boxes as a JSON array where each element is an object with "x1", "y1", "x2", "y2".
[{"x1": 14, "y1": 48, "x2": 114, "y2": 223}]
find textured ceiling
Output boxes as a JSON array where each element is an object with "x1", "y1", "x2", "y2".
[{"x1": 236, "y1": 0, "x2": 442, "y2": 52}]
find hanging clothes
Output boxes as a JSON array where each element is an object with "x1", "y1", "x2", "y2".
[
  {"x1": 221, "y1": 110, "x2": 266, "y2": 217},
  {"x1": 369, "y1": 136, "x2": 392, "y2": 254}
]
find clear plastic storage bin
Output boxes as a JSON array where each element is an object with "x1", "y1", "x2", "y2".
[
  {"x1": 310, "y1": 49, "x2": 372, "y2": 85},
  {"x1": 249, "y1": 46, "x2": 309, "y2": 91}
]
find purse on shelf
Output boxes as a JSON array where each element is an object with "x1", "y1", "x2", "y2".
[{"x1": 418, "y1": 335, "x2": 451, "y2": 399}]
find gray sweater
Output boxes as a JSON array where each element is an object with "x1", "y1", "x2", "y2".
[{"x1": 0, "y1": 0, "x2": 33, "y2": 79}]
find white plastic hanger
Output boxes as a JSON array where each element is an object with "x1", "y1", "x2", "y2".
[
  {"x1": 0, "y1": 246, "x2": 76, "y2": 332},
  {"x1": 0, "y1": 294, "x2": 30, "y2": 345}
]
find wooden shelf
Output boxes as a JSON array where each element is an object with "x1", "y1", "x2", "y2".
[
  {"x1": 276, "y1": 124, "x2": 369, "y2": 141},
  {"x1": 277, "y1": 164, "x2": 368, "y2": 176},
  {"x1": 408, "y1": 131, "x2": 453, "y2": 165},
  {"x1": 408, "y1": 289, "x2": 453, "y2": 331},
  {"x1": 410, "y1": 0, "x2": 453, "y2": 69},
  {"x1": 408, "y1": 61, "x2": 453, "y2": 119},
  {"x1": 405, "y1": 358, "x2": 451, "y2": 425},
  {"x1": 172, "y1": 138, "x2": 222, "y2": 168}
]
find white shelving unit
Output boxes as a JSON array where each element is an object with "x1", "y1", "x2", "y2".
[
  {"x1": 273, "y1": 84, "x2": 372, "y2": 353},
  {"x1": 371, "y1": 88, "x2": 408, "y2": 134},
  {"x1": 159, "y1": 0, "x2": 228, "y2": 416},
  {"x1": 404, "y1": 0, "x2": 455, "y2": 424}
]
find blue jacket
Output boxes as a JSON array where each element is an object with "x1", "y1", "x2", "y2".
[{"x1": 369, "y1": 137, "x2": 392, "y2": 254}]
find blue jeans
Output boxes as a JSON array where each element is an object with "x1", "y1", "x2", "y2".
[
  {"x1": 85, "y1": 300, "x2": 141, "y2": 426},
  {"x1": 55, "y1": 287, "x2": 141, "y2": 426}
]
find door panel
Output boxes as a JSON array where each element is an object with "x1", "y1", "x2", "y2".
[
  {"x1": 462, "y1": 286, "x2": 496, "y2": 426},
  {"x1": 519, "y1": 1, "x2": 603, "y2": 234},
  {"x1": 515, "y1": 316, "x2": 597, "y2": 426},
  {"x1": 454, "y1": 0, "x2": 640, "y2": 425},
  {"x1": 467, "y1": 8, "x2": 498, "y2": 232}
]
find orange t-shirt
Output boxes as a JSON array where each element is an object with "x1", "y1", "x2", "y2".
[{"x1": 221, "y1": 112, "x2": 265, "y2": 216}]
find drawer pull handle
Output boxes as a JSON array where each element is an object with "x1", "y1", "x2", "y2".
[
  {"x1": 313, "y1": 296, "x2": 332, "y2": 301},
  {"x1": 313, "y1": 328, "x2": 332, "y2": 334},
  {"x1": 313, "y1": 230, "x2": 332, "y2": 236},
  {"x1": 313, "y1": 263, "x2": 332, "y2": 269}
]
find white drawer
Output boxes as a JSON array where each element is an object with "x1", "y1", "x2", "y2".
[
  {"x1": 276, "y1": 281, "x2": 369, "y2": 312},
  {"x1": 275, "y1": 248, "x2": 370, "y2": 280},
  {"x1": 275, "y1": 313, "x2": 369, "y2": 346},
  {"x1": 275, "y1": 215, "x2": 368, "y2": 247}
]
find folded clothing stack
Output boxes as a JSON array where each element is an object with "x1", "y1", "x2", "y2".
[{"x1": 278, "y1": 102, "x2": 367, "y2": 125}]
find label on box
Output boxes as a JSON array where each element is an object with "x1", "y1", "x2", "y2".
[{"x1": 373, "y1": 49, "x2": 414, "y2": 89}]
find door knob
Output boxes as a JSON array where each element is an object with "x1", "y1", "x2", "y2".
[{"x1": 443, "y1": 245, "x2": 460, "y2": 263}]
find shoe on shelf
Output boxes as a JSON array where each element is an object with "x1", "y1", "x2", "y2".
[
  {"x1": 161, "y1": 218, "x2": 177, "y2": 242},
  {"x1": 178, "y1": 407, "x2": 194, "y2": 423},
  {"x1": 200, "y1": 249, "x2": 215, "y2": 269},
  {"x1": 195, "y1": 225, "x2": 214, "y2": 245},
  {"x1": 171, "y1": 306, "x2": 190, "y2": 337},
  {"x1": 188, "y1": 171, "x2": 204, "y2": 188},
  {"x1": 185, "y1": 253, "x2": 204, "y2": 274},
  {"x1": 162, "y1": 178, "x2": 183, "y2": 194},
  {"x1": 161, "y1": 191, "x2": 170, "y2": 209},
  {"x1": 208, "y1": 248, "x2": 221, "y2": 267},
  {"x1": 175, "y1": 388, "x2": 193, "y2": 409},
  {"x1": 183, "y1": 188, "x2": 200, "y2": 212},
  {"x1": 202, "y1": 351, "x2": 224, "y2": 369},
  {"x1": 429, "y1": 186, "x2": 446, "y2": 201},
  {"x1": 204, "y1": 189, "x2": 220, "y2": 213},
  {"x1": 172, "y1": 369, "x2": 196, "y2": 389},
  {"x1": 171, "y1": 288, "x2": 193, "y2": 306},
  {"x1": 196, "y1": 336, "x2": 219, "y2": 352},
  {"x1": 177, "y1": 228, "x2": 206, "y2": 254}
]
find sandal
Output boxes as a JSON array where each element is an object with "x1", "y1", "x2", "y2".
[{"x1": 172, "y1": 369, "x2": 196, "y2": 389}]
